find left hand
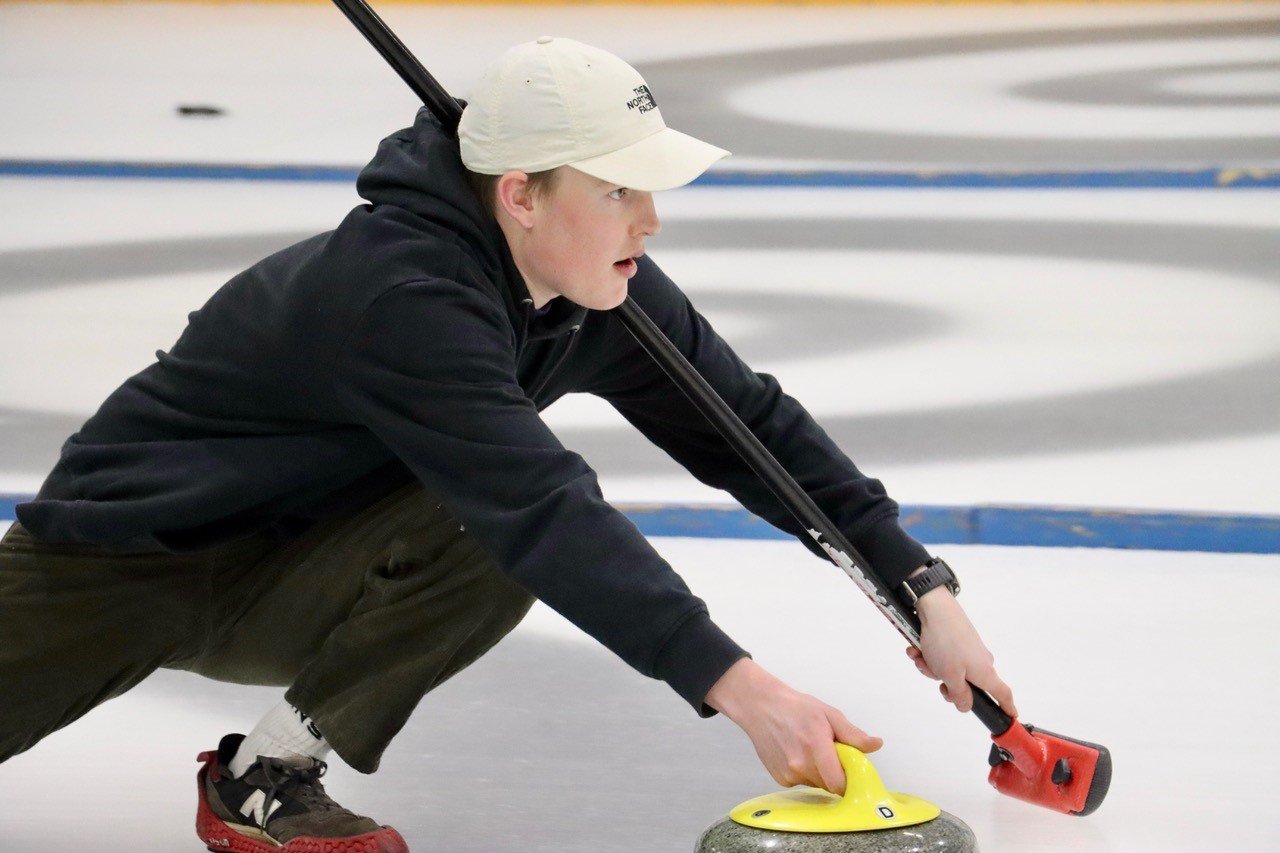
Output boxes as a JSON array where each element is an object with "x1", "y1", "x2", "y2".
[{"x1": 904, "y1": 586, "x2": 1018, "y2": 717}]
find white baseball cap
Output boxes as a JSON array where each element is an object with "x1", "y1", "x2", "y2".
[{"x1": 458, "y1": 36, "x2": 730, "y2": 192}]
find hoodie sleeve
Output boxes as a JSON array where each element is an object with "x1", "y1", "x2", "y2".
[
  {"x1": 332, "y1": 278, "x2": 749, "y2": 717},
  {"x1": 585, "y1": 256, "x2": 931, "y2": 591}
]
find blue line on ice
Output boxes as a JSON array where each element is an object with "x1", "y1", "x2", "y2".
[{"x1": 3, "y1": 160, "x2": 1277, "y2": 189}]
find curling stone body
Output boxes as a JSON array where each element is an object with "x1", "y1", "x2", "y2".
[
  {"x1": 697, "y1": 810, "x2": 976, "y2": 852},
  {"x1": 696, "y1": 744, "x2": 977, "y2": 853}
]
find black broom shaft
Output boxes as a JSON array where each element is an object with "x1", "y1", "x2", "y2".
[
  {"x1": 328, "y1": 0, "x2": 1012, "y2": 736},
  {"x1": 613, "y1": 299, "x2": 918, "y2": 626},
  {"x1": 329, "y1": 0, "x2": 463, "y2": 133}
]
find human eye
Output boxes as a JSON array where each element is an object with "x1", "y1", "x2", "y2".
[{"x1": 608, "y1": 187, "x2": 629, "y2": 200}]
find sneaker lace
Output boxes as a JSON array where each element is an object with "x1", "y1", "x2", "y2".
[{"x1": 258, "y1": 757, "x2": 344, "y2": 822}]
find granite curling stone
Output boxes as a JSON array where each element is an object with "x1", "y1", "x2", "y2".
[{"x1": 696, "y1": 743, "x2": 977, "y2": 853}]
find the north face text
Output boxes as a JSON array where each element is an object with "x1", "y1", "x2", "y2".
[{"x1": 626, "y1": 85, "x2": 658, "y2": 114}]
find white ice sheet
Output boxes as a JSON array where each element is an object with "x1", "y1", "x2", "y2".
[{"x1": 0, "y1": 539, "x2": 1275, "y2": 851}]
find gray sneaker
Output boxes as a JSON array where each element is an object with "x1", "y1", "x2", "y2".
[{"x1": 195, "y1": 733, "x2": 408, "y2": 852}]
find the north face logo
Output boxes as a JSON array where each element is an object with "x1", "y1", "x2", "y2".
[{"x1": 625, "y1": 85, "x2": 658, "y2": 114}]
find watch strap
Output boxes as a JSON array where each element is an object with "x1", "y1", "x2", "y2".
[{"x1": 898, "y1": 557, "x2": 959, "y2": 610}]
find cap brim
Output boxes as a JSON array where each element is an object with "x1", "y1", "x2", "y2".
[{"x1": 567, "y1": 127, "x2": 730, "y2": 192}]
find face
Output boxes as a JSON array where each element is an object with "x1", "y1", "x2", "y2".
[{"x1": 494, "y1": 166, "x2": 662, "y2": 311}]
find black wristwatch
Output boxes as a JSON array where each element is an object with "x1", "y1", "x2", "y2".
[{"x1": 898, "y1": 557, "x2": 960, "y2": 611}]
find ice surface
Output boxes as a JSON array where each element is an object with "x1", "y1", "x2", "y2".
[{"x1": 0, "y1": 538, "x2": 1276, "y2": 851}]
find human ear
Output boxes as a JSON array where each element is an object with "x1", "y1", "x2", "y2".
[{"x1": 496, "y1": 171, "x2": 536, "y2": 229}]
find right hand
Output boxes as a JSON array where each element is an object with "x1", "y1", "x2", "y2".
[{"x1": 705, "y1": 658, "x2": 882, "y2": 796}]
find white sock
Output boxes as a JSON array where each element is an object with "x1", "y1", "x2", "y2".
[{"x1": 229, "y1": 700, "x2": 332, "y2": 778}]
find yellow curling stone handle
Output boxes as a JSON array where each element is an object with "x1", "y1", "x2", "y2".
[{"x1": 729, "y1": 743, "x2": 941, "y2": 833}]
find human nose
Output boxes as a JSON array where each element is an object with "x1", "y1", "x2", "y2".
[{"x1": 634, "y1": 192, "x2": 661, "y2": 238}]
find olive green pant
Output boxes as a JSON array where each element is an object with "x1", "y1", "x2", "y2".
[{"x1": 0, "y1": 482, "x2": 537, "y2": 773}]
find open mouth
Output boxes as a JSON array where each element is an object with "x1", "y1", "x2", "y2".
[{"x1": 613, "y1": 257, "x2": 638, "y2": 274}]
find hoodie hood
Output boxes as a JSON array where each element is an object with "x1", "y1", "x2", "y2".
[{"x1": 356, "y1": 107, "x2": 588, "y2": 342}]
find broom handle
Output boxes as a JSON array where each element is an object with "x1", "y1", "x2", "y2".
[{"x1": 329, "y1": 0, "x2": 464, "y2": 135}]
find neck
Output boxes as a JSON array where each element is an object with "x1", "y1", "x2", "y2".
[
  {"x1": 497, "y1": 212, "x2": 558, "y2": 309},
  {"x1": 521, "y1": 273, "x2": 558, "y2": 310}
]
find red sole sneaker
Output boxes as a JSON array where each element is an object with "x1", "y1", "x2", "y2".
[{"x1": 196, "y1": 752, "x2": 409, "y2": 853}]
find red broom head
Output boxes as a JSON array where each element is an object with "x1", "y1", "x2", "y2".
[{"x1": 988, "y1": 720, "x2": 1112, "y2": 816}]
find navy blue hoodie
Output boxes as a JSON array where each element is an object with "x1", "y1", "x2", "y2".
[{"x1": 17, "y1": 108, "x2": 929, "y2": 715}]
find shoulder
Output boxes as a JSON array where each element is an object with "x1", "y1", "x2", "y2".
[
  {"x1": 618, "y1": 253, "x2": 697, "y2": 338},
  {"x1": 337, "y1": 275, "x2": 519, "y2": 389},
  {"x1": 327, "y1": 206, "x2": 469, "y2": 288},
  {"x1": 353, "y1": 275, "x2": 510, "y2": 338},
  {"x1": 627, "y1": 254, "x2": 683, "y2": 308}
]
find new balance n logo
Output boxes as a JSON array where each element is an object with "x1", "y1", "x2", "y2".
[{"x1": 240, "y1": 790, "x2": 285, "y2": 827}]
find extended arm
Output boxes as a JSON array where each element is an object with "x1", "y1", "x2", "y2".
[{"x1": 584, "y1": 257, "x2": 1015, "y2": 792}]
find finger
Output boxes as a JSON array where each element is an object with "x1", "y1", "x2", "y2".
[
  {"x1": 983, "y1": 673, "x2": 1018, "y2": 718},
  {"x1": 827, "y1": 708, "x2": 884, "y2": 754},
  {"x1": 944, "y1": 675, "x2": 974, "y2": 713},
  {"x1": 906, "y1": 648, "x2": 937, "y2": 678},
  {"x1": 815, "y1": 742, "x2": 846, "y2": 797}
]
